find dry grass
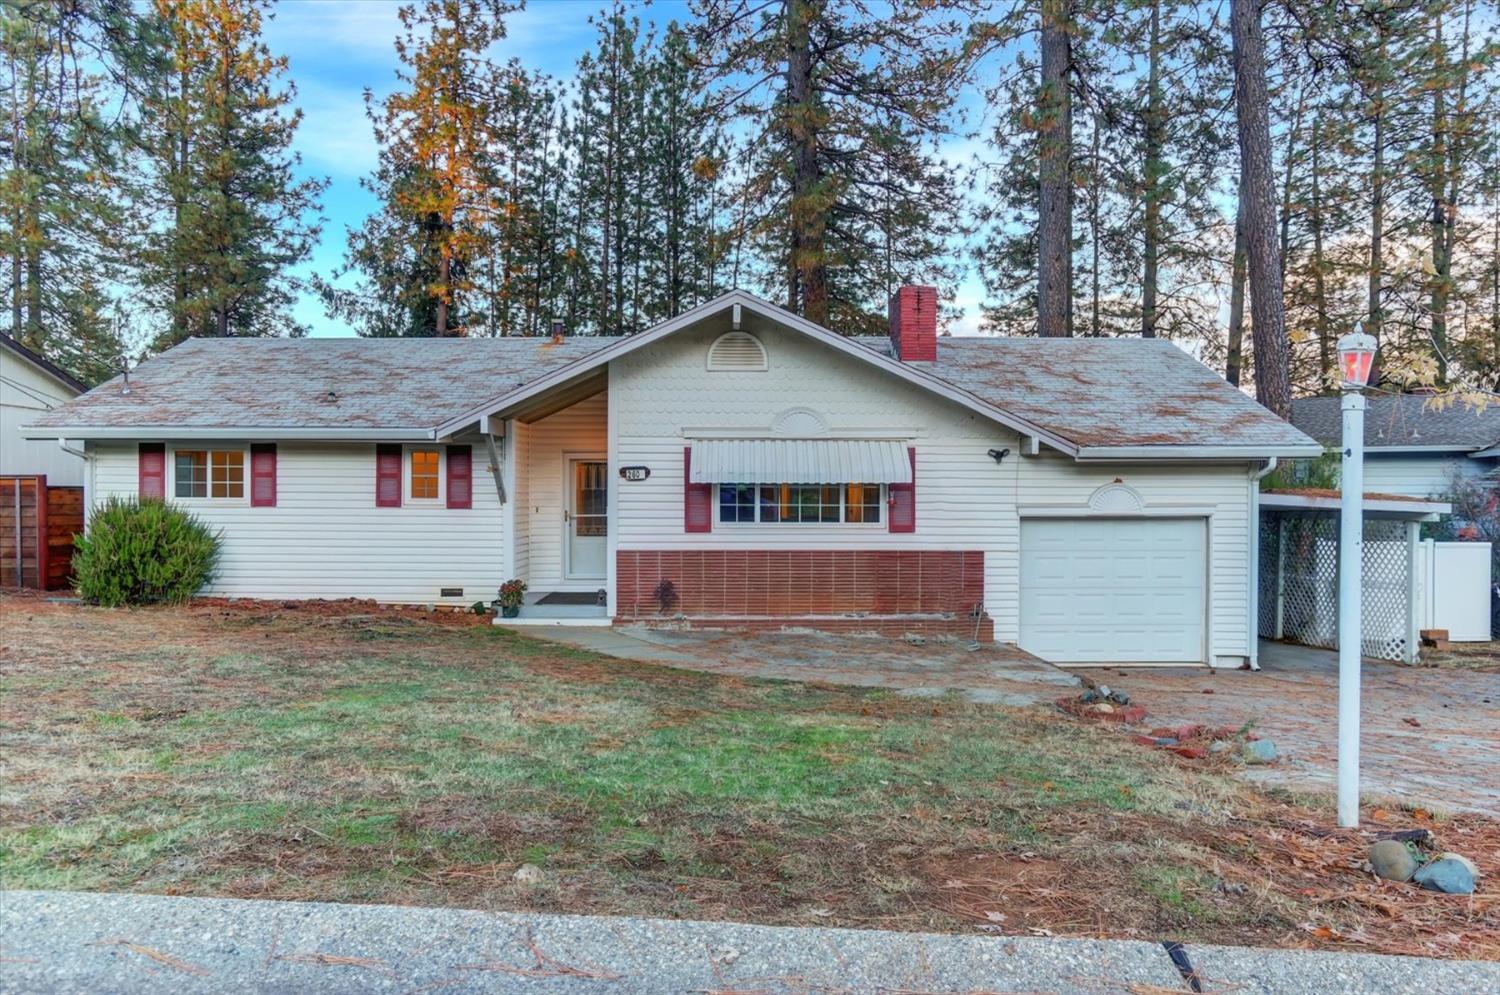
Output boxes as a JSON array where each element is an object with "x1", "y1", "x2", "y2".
[
  {"x1": 1417, "y1": 640, "x2": 1500, "y2": 672},
  {"x1": 1, "y1": 593, "x2": 1495, "y2": 960}
]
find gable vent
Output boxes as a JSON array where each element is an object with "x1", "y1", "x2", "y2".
[{"x1": 706, "y1": 331, "x2": 768, "y2": 372}]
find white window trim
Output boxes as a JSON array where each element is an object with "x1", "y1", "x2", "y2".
[
  {"x1": 168, "y1": 445, "x2": 250, "y2": 506},
  {"x1": 713, "y1": 482, "x2": 887, "y2": 528},
  {"x1": 405, "y1": 444, "x2": 444, "y2": 504}
]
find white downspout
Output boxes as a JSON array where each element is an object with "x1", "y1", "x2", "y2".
[{"x1": 1246, "y1": 457, "x2": 1278, "y2": 672}]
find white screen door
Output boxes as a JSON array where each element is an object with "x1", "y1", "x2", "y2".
[{"x1": 567, "y1": 458, "x2": 607, "y2": 580}]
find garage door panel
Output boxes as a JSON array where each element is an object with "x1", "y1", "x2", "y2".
[{"x1": 1020, "y1": 518, "x2": 1206, "y2": 664}]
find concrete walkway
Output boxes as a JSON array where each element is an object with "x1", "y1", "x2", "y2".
[
  {"x1": 527, "y1": 625, "x2": 1081, "y2": 707},
  {"x1": 3, "y1": 891, "x2": 1496, "y2": 995}
]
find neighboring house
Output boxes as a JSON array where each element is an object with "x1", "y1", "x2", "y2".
[
  {"x1": 24, "y1": 289, "x2": 1319, "y2": 667},
  {"x1": 1290, "y1": 394, "x2": 1500, "y2": 499},
  {"x1": 1, "y1": 334, "x2": 86, "y2": 484}
]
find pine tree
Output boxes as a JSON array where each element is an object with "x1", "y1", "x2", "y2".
[
  {"x1": 1230, "y1": 0, "x2": 1290, "y2": 417},
  {"x1": 693, "y1": 0, "x2": 965, "y2": 331},
  {"x1": 1, "y1": 0, "x2": 129, "y2": 381},
  {"x1": 139, "y1": 0, "x2": 324, "y2": 349},
  {"x1": 327, "y1": 0, "x2": 514, "y2": 338}
]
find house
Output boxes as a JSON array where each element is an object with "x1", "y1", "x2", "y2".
[
  {"x1": 2, "y1": 334, "x2": 86, "y2": 485},
  {"x1": 1290, "y1": 394, "x2": 1500, "y2": 499},
  {"x1": 23, "y1": 289, "x2": 1319, "y2": 667}
]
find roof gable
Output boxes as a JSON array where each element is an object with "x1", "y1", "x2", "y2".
[{"x1": 431, "y1": 291, "x2": 1082, "y2": 454}]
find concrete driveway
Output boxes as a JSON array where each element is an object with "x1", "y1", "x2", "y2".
[
  {"x1": 1098, "y1": 641, "x2": 1500, "y2": 817},
  {"x1": 529, "y1": 624, "x2": 1081, "y2": 706}
]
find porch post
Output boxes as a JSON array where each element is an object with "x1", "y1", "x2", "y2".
[
  {"x1": 1405, "y1": 520, "x2": 1421, "y2": 664},
  {"x1": 605, "y1": 367, "x2": 618, "y2": 619},
  {"x1": 500, "y1": 420, "x2": 517, "y2": 585}
]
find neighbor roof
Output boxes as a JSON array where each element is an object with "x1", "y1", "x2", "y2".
[
  {"x1": 0, "y1": 334, "x2": 86, "y2": 394},
  {"x1": 1291, "y1": 394, "x2": 1500, "y2": 451},
  {"x1": 26, "y1": 292, "x2": 1317, "y2": 457}
]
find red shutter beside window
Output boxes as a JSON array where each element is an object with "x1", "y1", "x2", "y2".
[
  {"x1": 888, "y1": 447, "x2": 916, "y2": 533},
  {"x1": 250, "y1": 444, "x2": 277, "y2": 507},
  {"x1": 139, "y1": 443, "x2": 165, "y2": 500},
  {"x1": 446, "y1": 445, "x2": 472, "y2": 509},
  {"x1": 376, "y1": 444, "x2": 402, "y2": 507},
  {"x1": 684, "y1": 446, "x2": 712, "y2": 533}
]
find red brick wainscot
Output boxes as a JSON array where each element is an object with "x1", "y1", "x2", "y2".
[{"x1": 614, "y1": 550, "x2": 992, "y2": 641}]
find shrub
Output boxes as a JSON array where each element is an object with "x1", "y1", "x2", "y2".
[{"x1": 72, "y1": 498, "x2": 221, "y2": 607}]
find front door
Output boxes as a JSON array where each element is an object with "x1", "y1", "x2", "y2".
[{"x1": 566, "y1": 458, "x2": 607, "y2": 580}]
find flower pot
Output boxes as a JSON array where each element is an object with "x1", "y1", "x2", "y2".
[{"x1": 501, "y1": 605, "x2": 520, "y2": 619}]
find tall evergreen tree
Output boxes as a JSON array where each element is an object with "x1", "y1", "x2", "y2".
[
  {"x1": 693, "y1": 0, "x2": 965, "y2": 331},
  {"x1": 327, "y1": 0, "x2": 513, "y2": 337},
  {"x1": 1, "y1": 0, "x2": 129, "y2": 381},
  {"x1": 140, "y1": 0, "x2": 324, "y2": 349},
  {"x1": 1230, "y1": 0, "x2": 1290, "y2": 417}
]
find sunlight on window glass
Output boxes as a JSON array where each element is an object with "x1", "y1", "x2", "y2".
[
  {"x1": 410, "y1": 449, "x2": 440, "y2": 500},
  {"x1": 210, "y1": 451, "x2": 244, "y2": 499}
]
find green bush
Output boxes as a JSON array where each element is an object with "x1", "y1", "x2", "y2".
[{"x1": 72, "y1": 498, "x2": 221, "y2": 607}]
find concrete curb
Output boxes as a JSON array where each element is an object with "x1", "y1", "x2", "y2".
[{"x1": 2, "y1": 890, "x2": 1495, "y2": 994}]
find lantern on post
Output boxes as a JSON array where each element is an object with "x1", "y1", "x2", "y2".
[
  {"x1": 1335, "y1": 323, "x2": 1376, "y2": 828},
  {"x1": 1338, "y1": 326, "x2": 1377, "y2": 389}
]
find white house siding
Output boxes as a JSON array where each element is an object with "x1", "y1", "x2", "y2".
[
  {"x1": 1, "y1": 348, "x2": 83, "y2": 484},
  {"x1": 522, "y1": 391, "x2": 607, "y2": 590},
  {"x1": 1361, "y1": 453, "x2": 1494, "y2": 499},
  {"x1": 610, "y1": 315, "x2": 1258, "y2": 665},
  {"x1": 1011, "y1": 452, "x2": 1254, "y2": 666},
  {"x1": 89, "y1": 441, "x2": 503, "y2": 604}
]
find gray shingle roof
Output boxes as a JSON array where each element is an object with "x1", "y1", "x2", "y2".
[
  {"x1": 1291, "y1": 394, "x2": 1500, "y2": 450},
  {"x1": 29, "y1": 314, "x2": 1315, "y2": 453},
  {"x1": 856, "y1": 336, "x2": 1313, "y2": 450},
  {"x1": 26, "y1": 336, "x2": 603, "y2": 431}
]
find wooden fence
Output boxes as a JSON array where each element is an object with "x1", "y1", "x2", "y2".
[{"x1": 0, "y1": 476, "x2": 83, "y2": 590}]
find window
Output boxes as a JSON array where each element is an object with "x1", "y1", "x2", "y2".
[
  {"x1": 174, "y1": 449, "x2": 244, "y2": 499},
  {"x1": 410, "y1": 448, "x2": 440, "y2": 500},
  {"x1": 717, "y1": 483, "x2": 882, "y2": 524}
]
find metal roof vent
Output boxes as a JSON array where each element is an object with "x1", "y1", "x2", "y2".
[{"x1": 706, "y1": 331, "x2": 767, "y2": 372}]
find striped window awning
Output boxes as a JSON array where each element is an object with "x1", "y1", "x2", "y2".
[{"x1": 688, "y1": 439, "x2": 912, "y2": 484}]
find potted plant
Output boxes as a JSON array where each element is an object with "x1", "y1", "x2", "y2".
[{"x1": 497, "y1": 578, "x2": 527, "y2": 618}]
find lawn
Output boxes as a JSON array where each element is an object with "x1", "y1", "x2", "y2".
[{"x1": 1, "y1": 594, "x2": 1494, "y2": 959}]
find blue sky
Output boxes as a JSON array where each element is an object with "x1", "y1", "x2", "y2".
[{"x1": 261, "y1": 0, "x2": 991, "y2": 338}]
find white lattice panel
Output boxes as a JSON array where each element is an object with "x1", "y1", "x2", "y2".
[{"x1": 1259, "y1": 513, "x2": 1413, "y2": 662}]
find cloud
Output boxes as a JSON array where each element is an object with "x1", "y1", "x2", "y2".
[
  {"x1": 264, "y1": 0, "x2": 406, "y2": 59},
  {"x1": 290, "y1": 79, "x2": 381, "y2": 179}
]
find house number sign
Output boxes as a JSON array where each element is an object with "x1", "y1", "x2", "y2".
[{"x1": 619, "y1": 466, "x2": 651, "y2": 481}]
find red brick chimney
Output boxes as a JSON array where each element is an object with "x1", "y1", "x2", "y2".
[{"x1": 889, "y1": 285, "x2": 937, "y2": 362}]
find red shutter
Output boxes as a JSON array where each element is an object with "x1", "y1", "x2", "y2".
[
  {"x1": 888, "y1": 447, "x2": 916, "y2": 533},
  {"x1": 446, "y1": 445, "x2": 472, "y2": 509},
  {"x1": 376, "y1": 444, "x2": 402, "y2": 507},
  {"x1": 250, "y1": 444, "x2": 277, "y2": 507},
  {"x1": 139, "y1": 443, "x2": 165, "y2": 500},
  {"x1": 684, "y1": 446, "x2": 712, "y2": 533}
]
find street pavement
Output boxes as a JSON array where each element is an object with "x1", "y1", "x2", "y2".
[{"x1": 3, "y1": 889, "x2": 1496, "y2": 994}]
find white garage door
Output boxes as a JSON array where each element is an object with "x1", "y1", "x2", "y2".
[{"x1": 1020, "y1": 518, "x2": 1206, "y2": 664}]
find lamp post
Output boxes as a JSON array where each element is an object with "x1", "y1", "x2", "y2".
[{"x1": 1336, "y1": 325, "x2": 1377, "y2": 828}]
